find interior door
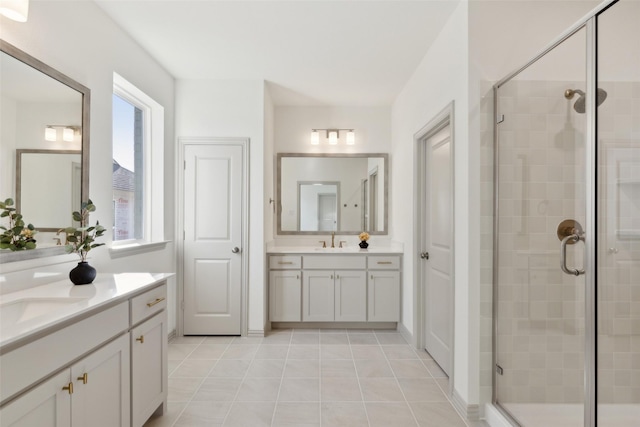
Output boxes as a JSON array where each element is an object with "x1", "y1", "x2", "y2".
[
  {"x1": 182, "y1": 142, "x2": 244, "y2": 335},
  {"x1": 422, "y1": 125, "x2": 453, "y2": 376},
  {"x1": 317, "y1": 193, "x2": 337, "y2": 231}
]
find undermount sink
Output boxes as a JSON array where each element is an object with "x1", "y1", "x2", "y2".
[
  {"x1": 0, "y1": 297, "x2": 88, "y2": 325},
  {"x1": 313, "y1": 247, "x2": 361, "y2": 252}
]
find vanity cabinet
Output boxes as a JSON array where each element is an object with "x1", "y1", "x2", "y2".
[
  {"x1": 302, "y1": 270, "x2": 367, "y2": 322},
  {"x1": 268, "y1": 253, "x2": 400, "y2": 324},
  {"x1": 0, "y1": 276, "x2": 169, "y2": 427},
  {"x1": 0, "y1": 334, "x2": 130, "y2": 427}
]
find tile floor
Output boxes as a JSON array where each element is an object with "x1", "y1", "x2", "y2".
[{"x1": 144, "y1": 329, "x2": 485, "y2": 427}]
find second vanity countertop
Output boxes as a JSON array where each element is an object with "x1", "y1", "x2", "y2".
[
  {"x1": 0, "y1": 272, "x2": 173, "y2": 352},
  {"x1": 267, "y1": 246, "x2": 403, "y2": 254}
]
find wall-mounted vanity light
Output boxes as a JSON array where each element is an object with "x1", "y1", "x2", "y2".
[
  {"x1": 44, "y1": 125, "x2": 80, "y2": 142},
  {"x1": 0, "y1": 0, "x2": 29, "y2": 22},
  {"x1": 310, "y1": 129, "x2": 355, "y2": 146}
]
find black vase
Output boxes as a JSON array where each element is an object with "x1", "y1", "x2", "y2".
[
  {"x1": 69, "y1": 261, "x2": 97, "y2": 285},
  {"x1": 359, "y1": 241, "x2": 369, "y2": 249}
]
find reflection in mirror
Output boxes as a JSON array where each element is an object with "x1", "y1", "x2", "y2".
[
  {"x1": 277, "y1": 153, "x2": 388, "y2": 235},
  {"x1": 16, "y1": 150, "x2": 81, "y2": 231},
  {"x1": 0, "y1": 40, "x2": 90, "y2": 261}
]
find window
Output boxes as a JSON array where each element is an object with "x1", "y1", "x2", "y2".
[{"x1": 111, "y1": 73, "x2": 165, "y2": 254}]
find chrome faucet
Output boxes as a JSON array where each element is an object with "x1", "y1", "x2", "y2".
[{"x1": 331, "y1": 232, "x2": 335, "y2": 248}]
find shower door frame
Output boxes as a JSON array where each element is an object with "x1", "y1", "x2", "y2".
[{"x1": 492, "y1": 1, "x2": 619, "y2": 426}]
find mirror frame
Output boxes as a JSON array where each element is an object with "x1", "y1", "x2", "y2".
[
  {"x1": 277, "y1": 153, "x2": 389, "y2": 235},
  {"x1": 1, "y1": 40, "x2": 90, "y2": 262}
]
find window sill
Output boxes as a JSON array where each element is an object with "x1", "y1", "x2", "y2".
[{"x1": 109, "y1": 240, "x2": 171, "y2": 259}]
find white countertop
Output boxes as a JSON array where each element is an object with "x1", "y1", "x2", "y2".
[
  {"x1": 0, "y1": 272, "x2": 173, "y2": 351},
  {"x1": 267, "y1": 246, "x2": 403, "y2": 254}
]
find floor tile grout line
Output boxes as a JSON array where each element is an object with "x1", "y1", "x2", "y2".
[
  {"x1": 348, "y1": 333, "x2": 373, "y2": 426},
  {"x1": 167, "y1": 338, "x2": 232, "y2": 427},
  {"x1": 377, "y1": 332, "x2": 421, "y2": 427},
  {"x1": 268, "y1": 331, "x2": 293, "y2": 427}
]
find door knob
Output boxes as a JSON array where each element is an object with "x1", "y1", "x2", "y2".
[
  {"x1": 232, "y1": 247, "x2": 241, "y2": 253},
  {"x1": 420, "y1": 252, "x2": 429, "y2": 260}
]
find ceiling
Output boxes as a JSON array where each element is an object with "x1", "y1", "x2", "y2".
[{"x1": 94, "y1": 0, "x2": 460, "y2": 106}]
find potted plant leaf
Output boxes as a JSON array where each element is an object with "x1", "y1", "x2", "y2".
[
  {"x1": 0, "y1": 198, "x2": 37, "y2": 251},
  {"x1": 59, "y1": 199, "x2": 105, "y2": 285}
]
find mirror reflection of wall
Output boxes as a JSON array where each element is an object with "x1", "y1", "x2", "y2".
[
  {"x1": 278, "y1": 154, "x2": 388, "y2": 235},
  {"x1": 0, "y1": 42, "x2": 88, "y2": 255}
]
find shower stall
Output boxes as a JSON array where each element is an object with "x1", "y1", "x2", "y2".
[{"x1": 493, "y1": 0, "x2": 640, "y2": 426}]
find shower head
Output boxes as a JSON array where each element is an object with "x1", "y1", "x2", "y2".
[{"x1": 564, "y1": 88, "x2": 608, "y2": 113}]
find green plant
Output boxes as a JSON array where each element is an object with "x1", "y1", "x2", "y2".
[
  {"x1": 60, "y1": 199, "x2": 105, "y2": 262},
  {"x1": 0, "y1": 198, "x2": 37, "y2": 251}
]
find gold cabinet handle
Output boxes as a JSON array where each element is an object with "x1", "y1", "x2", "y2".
[
  {"x1": 296, "y1": 275, "x2": 299, "y2": 279},
  {"x1": 77, "y1": 373, "x2": 88, "y2": 384},
  {"x1": 62, "y1": 382, "x2": 73, "y2": 394},
  {"x1": 377, "y1": 261, "x2": 393, "y2": 265},
  {"x1": 146, "y1": 297, "x2": 165, "y2": 308},
  {"x1": 278, "y1": 261, "x2": 294, "y2": 265},
  {"x1": 371, "y1": 275, "x2": 373, "y2": 280},
  {"x1": 136, "y1": 335, "x2": 144, "y2": 344}
]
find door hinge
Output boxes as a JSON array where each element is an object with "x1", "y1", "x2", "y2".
[
  {"x1": 184, "y1": 160, "x2": 186, "y2": 170},
  {"x1": 181, "y1": 300, "x2": 185, "y2": 310},
  {"x1": 496, "y1": 364, "x2": 504, "y2": 375},
  {"x1": 496, "y1": 114, "x2": 505, "y2": 124},
  {"x1": 183, "y1": 230, "x2": 185, "y2": 240}
]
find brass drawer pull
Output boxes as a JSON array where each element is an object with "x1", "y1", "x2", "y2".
[
  {"x1": 278, "y1": 261, "x2": 294, "y2": 265},
  {"x1": 62, "y1": 382, "x2": 73, "y2": 394},
  {"x1": 136, "y1": 335, "x2": 145, "y2": 344},
  {"x1": 77, "y1": 373, "x2": 88, "y2": 384},
  {"x1": 146, "y1": 297, "x2": 165, "y2": 307},
  {"x1": 377, "y1": 261, "x2": 393, "y2": 265}
]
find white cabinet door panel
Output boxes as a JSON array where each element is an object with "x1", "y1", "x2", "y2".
[
  {"x1": 334, "y1": 270, "x2": 367, "y2": 321},
  {"x1": 302, "y1": 271, "x2": 334, "y2": 321},
  {"x1": 269, "y1": 271, "x2": 302, "y2": 321}
]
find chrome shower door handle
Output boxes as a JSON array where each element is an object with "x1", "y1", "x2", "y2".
[{"x1": 560, "y1": 234, "x2": 585, "y2": 276}]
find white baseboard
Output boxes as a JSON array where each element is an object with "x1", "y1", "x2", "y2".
[
  {"x1": 397, "y1": 322, "x2": 416, "y2": 347},
  {"x1": 451, "y1": 390, "x2": 481, "y2": 421},
  {"x1": 247, "y1": 329, "x2": 265, "y2": 337},
  {"x1": 168, "y1": 329, "x2": 176, "y2": 342},
  {"x1": 483, "y1": 403, "x2": 515, "y2": 427}
]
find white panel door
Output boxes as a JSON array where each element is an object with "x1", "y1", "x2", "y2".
[
  {"x1": 423, "y1": 126, "x2": 453, "y2": 376},
  {"x1": 183, "y1": 143, "x2": 244, "y2": 335}
]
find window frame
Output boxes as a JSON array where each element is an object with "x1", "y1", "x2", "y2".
[{"x1": 110, "y1": 73, "x2": 166, "y2": 256}]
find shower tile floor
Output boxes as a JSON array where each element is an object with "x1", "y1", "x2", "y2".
[{"x1": 144, "y1": 329, "x2": 487, "y2": 427}]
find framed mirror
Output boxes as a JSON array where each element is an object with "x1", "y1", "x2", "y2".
[
  {"x1": 277, "y1": 153, "x2": 388, "y2": 235},
  {"x1": 0, "y1": 40, "x2": 90, "y2": 261}
]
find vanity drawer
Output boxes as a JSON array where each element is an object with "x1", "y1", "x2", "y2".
[
  {"x1": 269, "y1": 255, "x2": 302, "y2": 269},
  {"x1": 131, "y1": 283, "x2": 167, "y2": 326},
  {"x1": 303, "y1": 255, "x2": 366, "y2": 270},
  {"x1": 368, "y1": 256, "x2": 400, "y2": 270}
]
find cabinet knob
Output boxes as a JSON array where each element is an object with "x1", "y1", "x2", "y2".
[
  {"x1": 62, "y1": 382, "x2": 74, "y2": 394},
  {"x1": 77, "y1": 373, "x2": 88, "y2": 384},
  {"x1": 136, "y1": 335, "x2": 145, "y2": 344}
]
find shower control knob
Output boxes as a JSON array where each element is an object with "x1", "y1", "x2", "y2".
[{"x1": 420, "y1": 252, "x2": 429, "y2": 260}]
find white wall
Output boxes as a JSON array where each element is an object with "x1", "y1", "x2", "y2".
[
  {"x1": 0, "y1": 0, "x2": 177, "y2": 333},
  {"x1": 175, "y1": 79, "x2": 266, "y2": 334},
  {"x1": 391, "y1": 0, "x2": 474, "y2": 404}
]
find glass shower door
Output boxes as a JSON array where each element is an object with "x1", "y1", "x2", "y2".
[
  {"x1": 494, "y1": 26, "x2": 588, "y2": 426},
  {"x1": 597, "y1": 1, "x2": 640, "y2": 425}
]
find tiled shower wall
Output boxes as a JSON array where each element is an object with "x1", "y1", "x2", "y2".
[
  {"x1": 494, "y1": 79, "x2": 640, "y2": 405},
  {"x1": 597, "y1": 80, "x2": 640, "y2": 404}
]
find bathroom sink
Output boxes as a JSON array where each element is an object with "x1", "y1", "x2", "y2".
[
  {"x1": 313, "y1": 247, "x2": 360, "y2": 253},
  {"x1": 0, "y1": 297, "x2": 88, "y2": 325}
]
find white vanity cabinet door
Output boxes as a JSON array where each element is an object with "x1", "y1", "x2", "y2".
[
  {"x1": 71, "y1": 334, "x2": 130, "y2": 427},
  {"x1": 131, "y1": 311, "x2": 167, "y2": 427},
  {"x1": 269, "y1": 271, "x2": 302, "y2": 321},
  {"x1": 302, "y1": 271, "x2": 335, "y2": 321},
  {"x1": 334, "y1": 270, "x2": 367, "y2": 321},
  {"x1": 0, "y1": 370, "x2": 71, "y2": 427},
  {"x1": 368, "y1": 271, "x2": 400, "y2": 322}
]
